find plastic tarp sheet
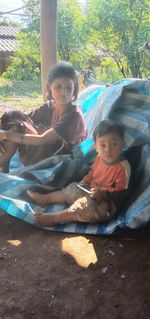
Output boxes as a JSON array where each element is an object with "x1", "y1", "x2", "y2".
[{"x1": 0, "y1": 78, "x2": 150, "y2": 235}]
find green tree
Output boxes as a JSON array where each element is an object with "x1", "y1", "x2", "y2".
[
  {"x1": 3, "y1": 0, "x2": 149, "y2": 82},
  {"x1": 0, "y1": 17, "x2": 22, "y2": 27},
  {"x1": 23, "y1": 0, "x2": 40, "y2": 32},
  {"x1": 57, "y1": 0, "x2": 88, "y2": 68},
  {"x1": 3, "y1": 0, "x2": 91, "y2": 77},
  {"x1": 86, "y1": 0, "x2": 150, "y2": 78},
  {"x1": 3, "y1": 0, "x2": 40, "y2": 80},
  {"x1": 3, "y1": 31, "x2": 40, "y2": 80}
]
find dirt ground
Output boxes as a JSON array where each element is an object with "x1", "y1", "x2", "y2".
[
  {"x1": 0, "y1": 99, "x2": 150, "y2": 319},
  {"x1": 0, "y1": 211, "x2": 150, "y2": 319}
]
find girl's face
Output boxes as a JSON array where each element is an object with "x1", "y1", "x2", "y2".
[
  {"x1": 94, "y1": 132, "x2": 124, "y2": 163},
  {"x1": 49, "y1": 77, "x2": 75, "y2": 106}
]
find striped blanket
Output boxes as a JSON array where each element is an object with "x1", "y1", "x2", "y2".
[{"x1": 0, "y1": 78, "x2": 150, "y2": 235}]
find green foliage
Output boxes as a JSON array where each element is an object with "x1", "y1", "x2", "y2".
[
  {"x1": 3, "y1": 0, "x2": 150, "y2": 83},
  {"x1": 57, "y1": 0, "x2": 87, "y2": 63},
  {"x1": 86, "y1": 0, "x2": 150, "y2": 78},
  {"x1": 0, "y1": 77, "x2": 41, "y2": 97},
  {"x1": 23, "y1": 0, "x2": 40, "y2": 32},
  {"x1": 3, "y1": 31, "x2": 40, "y2": 80},
  {"x1": 0, "y1": 17, "x2": 22, "y2": 27},
  {"x1": 0, "y1": 77, "x2": 42, "y2": 116}
]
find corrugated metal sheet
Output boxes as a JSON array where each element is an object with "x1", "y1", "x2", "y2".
[
  {"x1": 0, "y1": 39, "x2": 18, "y2": 52},
  {"x1": 0, "y1": 26, "x2": 19, "y2": 37}
]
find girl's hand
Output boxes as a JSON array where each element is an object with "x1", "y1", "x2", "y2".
[{"x1": 90, "y1": 187, "x2": 103, "y2": 202}]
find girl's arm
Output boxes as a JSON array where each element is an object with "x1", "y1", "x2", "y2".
[{"x1": 0, "y1": 128, "x2": 62, "y2": 145}]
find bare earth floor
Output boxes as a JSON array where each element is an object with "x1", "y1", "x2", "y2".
[
  {"x1": 0, "y1": 211, "x2": 150, "y2": 319},
  {"x1": 0, "y1": 99, "x2": 150, "y2": 319}
]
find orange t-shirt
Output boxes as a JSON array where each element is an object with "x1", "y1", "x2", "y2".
[{"x1": 82, "y1": 156, "x2": 131, "y2": 192}]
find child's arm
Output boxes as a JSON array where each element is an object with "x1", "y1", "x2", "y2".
[
  {"x1": 81, "y1": 157, "x2": 98, "y2": 185},
  {"x1": 82, "y1": 171, "x2": 93, "y2": 185},
  {"x1": 90, "y1": 187, "x2": 104, "y2": 202}
]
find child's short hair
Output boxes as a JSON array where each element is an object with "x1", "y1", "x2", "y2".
[
  {"x1": 93, "y1": 119, "x2": 124, "y2": 141},
  {"x1": 47, "y1": 62, "x2": 79, "y2": 101}
]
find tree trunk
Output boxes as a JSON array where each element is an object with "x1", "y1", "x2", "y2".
[{"x1": 40, "y1": 0, "x2": 57, "y2": 101}]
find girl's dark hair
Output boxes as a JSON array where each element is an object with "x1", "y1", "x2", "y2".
[
  {"x1": 47, "y1": 62, "x2": 79, "y2": 101},
  {"x1": 93, "y1": 119, "x2": 124, "y2": 142}
]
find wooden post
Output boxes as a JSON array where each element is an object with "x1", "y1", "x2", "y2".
[{"x1": 40, "y1": 0, "x2": 57, "y2": 101}]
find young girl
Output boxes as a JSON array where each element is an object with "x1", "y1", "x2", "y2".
[{"x1": 0, "y1": 62, "x2": 86, "y2": 172}]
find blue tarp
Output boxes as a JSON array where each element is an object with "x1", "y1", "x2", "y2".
[{"x1": 0, "y1": 78, "x2": 150, "y2": 234}]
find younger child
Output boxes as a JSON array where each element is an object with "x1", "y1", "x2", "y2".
[{"x1": 28, "y1": 119, "x2": 132, "y2": 226}]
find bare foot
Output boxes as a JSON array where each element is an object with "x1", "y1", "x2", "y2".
[
  {"x1": 34, "y1": 209, "x2": 74, "y2": 227},
  {"x1": 35, "y1": 213, "x2": 58, "y2": 226},
  {"x1": 27, "y1": 190, "x2": 47, "y2": 207}
]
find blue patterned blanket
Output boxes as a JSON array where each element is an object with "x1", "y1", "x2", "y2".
[{"x1": 0, "y1": 78, "x2": 150, "y2": 234}]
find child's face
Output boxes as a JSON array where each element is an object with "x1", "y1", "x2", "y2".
[
  {"x1": 49, "y1": 77, "x2": 74, "y2": 106},
  {"x1": 94, "y1": 132, "x2": 124, "y2": 163}
]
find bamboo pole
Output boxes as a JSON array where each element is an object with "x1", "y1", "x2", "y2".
[{"x1": 40, "y1": 0, "x2": 57, "y2": 101}]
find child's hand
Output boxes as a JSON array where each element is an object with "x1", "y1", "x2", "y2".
[
  {"x1": 90, "y1": 187, "x2": 103, "y2": 202},
  {"x1": 78, "y1": 180, "x2": 86, "y2": 186},
  {"x1": 78, "y1": 181, "x2": 83, "y2": 186}
]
